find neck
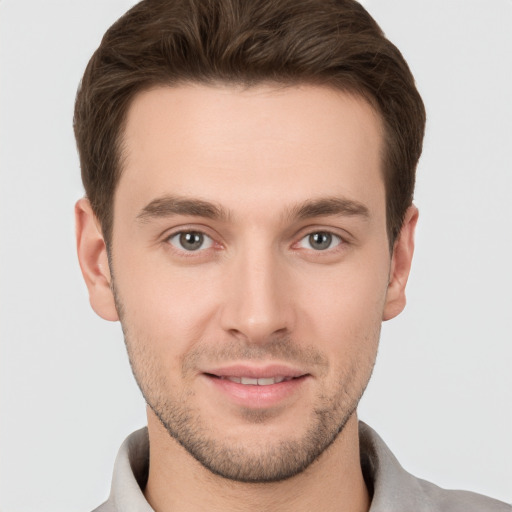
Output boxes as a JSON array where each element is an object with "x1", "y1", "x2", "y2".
[{"x1": 144, "y1": 410, "x2": 370, "y2": 512}]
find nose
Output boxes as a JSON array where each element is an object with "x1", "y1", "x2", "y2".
[{"x1": 219, "y1": 244, "x2": 295, "y2": 344}]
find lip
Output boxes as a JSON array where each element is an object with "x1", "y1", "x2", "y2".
[
  {"x1": 204, "y1": 364, "x2": 307, "y2": 379},
  {"x1": 202, "y1": 364, "x2": 310, "y2": 409}
]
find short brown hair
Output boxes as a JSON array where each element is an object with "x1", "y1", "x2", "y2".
[{"x1": 74, "y1": 0, "x2": 426, "y2": 247}]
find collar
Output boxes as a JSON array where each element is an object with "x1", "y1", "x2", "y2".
[{"x1": 100, "y1": 422, "x2": 508, "y2": 512}]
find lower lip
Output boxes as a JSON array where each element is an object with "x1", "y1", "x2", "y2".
[{"x1": 204, "y1": 375, "x2": 309, "y2": 408}]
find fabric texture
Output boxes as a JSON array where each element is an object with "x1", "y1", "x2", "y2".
[{"x1": 93, "y1": 422, "x2": 511, "y2": 511}]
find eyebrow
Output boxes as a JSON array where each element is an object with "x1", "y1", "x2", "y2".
[
  {"x1": 136, "y1": 195, "x2": 230, "y2": 222},
  {"x1": 136, "y1": 195, "x2": 369, "y2": 223},
  {"x1": 286, "y1": 197, "x2": 370, "y2": 221}
]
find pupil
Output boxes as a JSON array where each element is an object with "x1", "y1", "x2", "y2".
[
  {"x1": 310, "y1": 232, "x2": 331, "y2": 250},
  {"x1": 180, "y1": 232, "x2": 203, "y2": 250}
]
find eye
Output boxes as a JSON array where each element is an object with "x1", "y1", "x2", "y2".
[
  {"x1": 298, "y1": 231, "x2": 342, "y2": 251},
  {"x1": 167, "y1": 231, "x2": 213, "y2": 252}
]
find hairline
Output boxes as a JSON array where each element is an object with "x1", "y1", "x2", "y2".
[{"x1": 103, "y1": 78, "x2": 395, "y2": 251}]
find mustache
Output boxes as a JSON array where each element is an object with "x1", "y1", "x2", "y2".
[{"x1": 181, "y1": 334, "x2": 329, "y2": 374}]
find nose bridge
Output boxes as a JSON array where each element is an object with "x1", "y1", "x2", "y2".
[{"x1": 221, "y1": 235, "x2": 292, "y2": 342}]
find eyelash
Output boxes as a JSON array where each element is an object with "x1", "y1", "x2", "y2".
[{"x1": 164, "y1": 228, "x2": 347, "y2": 256}]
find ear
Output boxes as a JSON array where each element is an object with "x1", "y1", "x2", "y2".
[
  {"x1": 75, "y1": 198, "x2": 119, "y2": 321},
  {"x1": 383, "y1": 205, "x2": 419, "y2": 321}
]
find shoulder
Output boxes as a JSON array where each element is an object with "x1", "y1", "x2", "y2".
[
  {"x1": 415, "y1": 477, "x2": 511, "y2": 512},
  {"x1": 359, "y1": 422, "x2": 511, "y2": 512},
  {"x1": 91, "y1": 501, "x2": 116, "y2": 512}
]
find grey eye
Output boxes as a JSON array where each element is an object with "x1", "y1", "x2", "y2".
[
  {"x1": 309, "y1": 232, "x2": 332, "y2": 250},
  {"x1": 168, "y1": 231, "x2": 213, "y2": 251},
  {"x1": 299, "y1": 231, "x2": 341, "y2": 251}
]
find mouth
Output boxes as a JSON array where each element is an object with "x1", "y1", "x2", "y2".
[
  {"x1": 205, "y1": 374, "x2": 301, "y2": 385},
  {"x1": 201, "y1": 365, "x2": 310, "y2": 408},
  {"x1": 203, "y1": 363, "x2": 309, "y2": 382}
]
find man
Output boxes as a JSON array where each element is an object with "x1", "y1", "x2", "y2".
[{"x1": 73, "y1": 0, "x2": 510, "y2": 510}]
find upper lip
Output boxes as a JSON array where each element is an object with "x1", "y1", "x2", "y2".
[{"x1": 203, "y1": 364, "x2": 308, "y2": 379}]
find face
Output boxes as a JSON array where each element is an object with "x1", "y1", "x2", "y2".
[{"x1": 77, "y1": 83, "x2": 416, "y2": 482}]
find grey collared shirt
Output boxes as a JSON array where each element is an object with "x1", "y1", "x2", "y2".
[{"x1": 93, "y1": 422, "x2": 511, "y2": 511}]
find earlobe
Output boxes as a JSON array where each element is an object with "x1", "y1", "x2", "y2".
[
  {"x1": 75, "y1": 198, "x2": 119, "y2": 322},
  {"x1": 383, "y1": 205, "x2": 419, "y2": 321}
]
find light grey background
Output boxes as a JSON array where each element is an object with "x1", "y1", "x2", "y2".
[{"x1": 1, "y1": 0, "x2": 511, "y2": 510}]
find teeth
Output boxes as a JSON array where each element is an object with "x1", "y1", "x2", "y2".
[
  {"x1": 256, "y1": 377, "x2": 276, "y2": 386},
  {"x1": 241, "y1": 377, "x2": 258, "y2": 385},
  {"x1": 223, "y1": 376, "x2": 292, "y2": 385}
]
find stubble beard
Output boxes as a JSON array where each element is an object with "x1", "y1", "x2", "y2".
[
  {"x1": 113, "y1": 285, "x2": 379, "y2": 483},
  {"x1": 148, "y1": 393, "x2": 358, "y2": 483},
  {"x1": 124, "y1": 334, "x2": 377, "y2": 483}
]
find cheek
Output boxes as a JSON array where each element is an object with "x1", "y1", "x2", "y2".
[
  {"x1": 114, "y1": 258, "x2": 222, "y2": 353},
  {"x1": 304, "y1": 278, "x2": 384, "y2": 318},
  {"x1": 294, "y1": 257, "x2": 389, "y2": 352}
]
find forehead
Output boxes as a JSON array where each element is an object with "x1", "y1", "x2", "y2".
[{"x1": 117, "y1": 83, "x2": 385, "y2": 220}]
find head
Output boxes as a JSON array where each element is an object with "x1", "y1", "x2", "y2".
[{"x1": 75, "y1": 0, "x2": 424, "y2": 484}]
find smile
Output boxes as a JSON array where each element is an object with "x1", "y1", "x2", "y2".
[
  {"x1": 217, "y1": 376, "x2": 295, "y2": 385},
  {"x1": 203, "y1": 367, "x2": 310, "y2": 408}
]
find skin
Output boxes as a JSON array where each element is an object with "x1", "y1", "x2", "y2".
[{"x1": 76, "y1": 84, "x2": 417, "y2": 512}]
